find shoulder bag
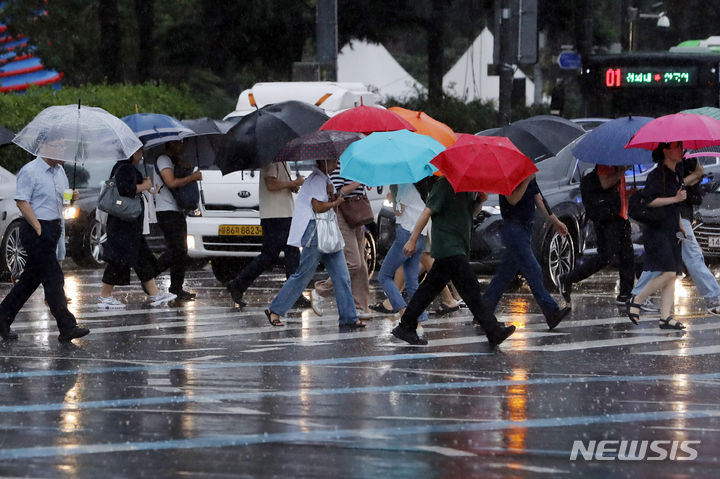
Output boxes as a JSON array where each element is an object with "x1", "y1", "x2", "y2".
[
  {"x1": 627, "y1": 191, "x2": 664, "y2": 225},
  {"x1": 338, "y1": 194, "x2": 374, "y2": 228},
  {"x1": 97, "y1": 177, "x2": 142, "y2": 222}
]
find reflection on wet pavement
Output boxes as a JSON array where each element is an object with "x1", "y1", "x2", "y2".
[{"x1": 0, "y1": 265, "x2": 719, "y2": 477}]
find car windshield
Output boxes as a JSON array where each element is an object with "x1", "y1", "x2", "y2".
[{"x1": 64, "y1": 162, "x2": 117, "y2": 190}]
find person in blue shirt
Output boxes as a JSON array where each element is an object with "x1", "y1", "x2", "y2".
[
  {"x1": 483, "y1": 174, "x2": 571, "y2": 330},
  {"x1": 0, "y1": 139, "x2": 90, "y2": 342}
]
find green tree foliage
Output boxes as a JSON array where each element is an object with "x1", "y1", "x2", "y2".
[{"x1": 0, "y1": 83, "x2": 206, "y2": 173}]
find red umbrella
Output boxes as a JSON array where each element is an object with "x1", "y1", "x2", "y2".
[
  {"x1": 320, "y1": 104, "x2": 416, "y2": 135},
  {"x1": 625, "y1": 112, "x2": 720, "y2": 150},
  {"x1": 430, "y1": 134, "x2": 538, "y2": 195}
]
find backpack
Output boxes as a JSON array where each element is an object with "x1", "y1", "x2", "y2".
[{"x1": 155, "y1": 161, "x2": 200, "y2": 211}]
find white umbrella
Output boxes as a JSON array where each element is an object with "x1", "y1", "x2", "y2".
[{"x1": 13, "y1": 104, "x2": 143, "y2": 163}]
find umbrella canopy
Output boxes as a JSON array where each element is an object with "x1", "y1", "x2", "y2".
[
  {"x1": 572, "y1": 116, "x2": 654, "y2": 165},
  {"x1": 122, "y1": 113, "x2": 195, "y2": 148},
  {"x1": 320, "y1": 104, "x2": 416, "y2": 135},
  {"x1": 478, "y1": 115, "x2": 585, "y2": 162},
  {"x1": 182, "y1": 117, "x2": 225, "y2": 135},
  {"x1": 682, "y1": 106, "x2": 720, "y2": 121},
  {"x1": 338, "y1": 129, "x2": 443, "y2": 187},
  {"x1": 276, "y1": 130, "x2": 364, "y2": 163},
  {"x1": 430, "y1": 134, "x2": 538, "y2": 195},
  {"x1": 388, "y1": 106, "x2": 457, "y2": 146},
  {"x1": 626, "y1": 113, "x2": 720, "y2": 150},
  {"x1": 0, "y1": 125, "x2": 13, "y2": 146},
  {"x1": 217, "y1": 100, "x2": 330, "y2": 174},
  {"x1": 13, "y1": 104, "x2": 143, "y2": 163}
]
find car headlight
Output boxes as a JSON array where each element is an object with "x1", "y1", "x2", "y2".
[
  {"x1": 186, "y1": 235, "x2": 196, "y2": 250},
  {"x1": 62, "y1": 206, "x2": 79, "y2": 220}
]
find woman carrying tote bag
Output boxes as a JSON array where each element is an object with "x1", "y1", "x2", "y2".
[
  {"x1": 312, "y1": 164, "x2": 374, "y2": 319},
  {"x1": 265, "y1": 158, "x2": 365, "y2": 329},
  {"x1": 97, "y1": 147, "x2": 176, "y2": 309}
]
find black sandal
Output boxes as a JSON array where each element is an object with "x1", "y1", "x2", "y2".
[
  {"x1": 625, "y1": 295, "x2": 641, "y2": 325},
  {"x1": 659, "y1": 316, "x2": 685, "y2": 330},
  {"x1": 435, "y1": 303, "x2": 460, "y2": 316},
  {"x1": 369, "y1": 301, "x2": 395, "y2": 314},
  {"x1": 264, "y1": 309, "x2": 284, "y2": 327}
]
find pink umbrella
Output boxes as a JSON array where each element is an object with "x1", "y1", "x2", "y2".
[{"x1": 625, "y1": 112, "x2": 720, "y2": 150}]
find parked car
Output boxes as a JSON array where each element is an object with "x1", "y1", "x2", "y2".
[{"x1": 0, "y1": 165, "x2": 25, "y2": 280}]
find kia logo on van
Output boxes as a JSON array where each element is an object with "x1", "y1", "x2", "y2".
[{"x1": 237, "y1": 190, "x2": 251, "y2": 199}]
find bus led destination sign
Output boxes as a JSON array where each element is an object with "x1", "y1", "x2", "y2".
[{"x1": 604, "y1": 66, "x2": 698, "y2": 88}]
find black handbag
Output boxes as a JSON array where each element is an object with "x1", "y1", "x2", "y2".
[{"x1": 628, "y1": 191, "x2": 664, "y2": 224}]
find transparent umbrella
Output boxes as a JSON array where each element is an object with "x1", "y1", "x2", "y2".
[{"x1": 13, "y1": 104, "x2": 142, "y2": 163}]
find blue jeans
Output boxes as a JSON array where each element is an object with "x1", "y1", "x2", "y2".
[
  {"x1": 483, "y1": 222, "x2": 559, "y2": 319},
  {"x1": 632, "y1": 218, "x2": 720, "y2": 306},
  {"x1": 378, "y1": 225, "x2": 427, "y2": 321},
  {"x1": 269, "y1": 221, "x2": 359, "y2": 324}
]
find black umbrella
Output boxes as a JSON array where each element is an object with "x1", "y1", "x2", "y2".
[
  {"x1": 216, "y1": 101, "x2": 330, "y2": 174},
  {"x1": 477, "y1": 115, "x2": 585, "y2": 163}
]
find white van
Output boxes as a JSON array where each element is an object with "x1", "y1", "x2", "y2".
[{"x1": 186, "y1": 82, "x2": 387, "y2": 283}]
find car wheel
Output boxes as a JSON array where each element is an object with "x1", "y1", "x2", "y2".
[
  {"x1": 70, "y1": 217, "x2": 106, "y2": 267},
  {"x1": 211, "y1": 257, "x2": 249, "y2": 284},
  {"x1": 541, "y1": 227, "x2": 575, "y2": 290},
  {"x1": 364, "y1": 229, "x2": 377, "y2": 278},
  {"x1": 1, "y1": 221, "x2": 27, "y2": 281}
]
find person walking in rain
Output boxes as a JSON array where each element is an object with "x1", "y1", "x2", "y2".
[
  {"x1": 265, "y1": 157, "x2": 365, "y2": 329},
  {"x1": 154, "y1": 139, "x2": 202, "y2": 301},
  {"x1": 482, "y1": 174, "x2": 571, "y2": 329},
  {"x1": 0, "y1": 139, "x2": 89, "y2": 342},
  {"x1": 311, "y1": 166, "x2": 374, "y2": 319},
  {"x1": 97, "y1": 147, "x2": 176, "y2": 309},
  {"x1": 391, "y1": 176, "x2": 516, "y2": 346},
  {"x1": 629, "y1": 146, "x2": 720, "y2": 318},
  {"x1": 558, "y1": 165, "x2": 634, "y2": 305},
  {"x1": 226, "y1": 160, "x2": 306, "y2": 308}
]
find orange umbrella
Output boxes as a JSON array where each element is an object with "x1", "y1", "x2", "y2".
[{"x1": 388, "y1": 107, "x2": 458, "y2": 147}]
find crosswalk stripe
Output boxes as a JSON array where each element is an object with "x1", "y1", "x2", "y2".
[
  {"x1": 517, "y1": 335, "x2": 683, "y2": 352},
  {"x1": 637, "y1": 344, "x2": 720, "y2": 356}
]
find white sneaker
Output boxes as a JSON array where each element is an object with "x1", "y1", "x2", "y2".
[
  {"x1": 640, "y1": 299, "x2": 660, "y2": 313},
  {"x1": 357, "y1": 309, "x2": 374, "y2": 320},
  {"x1": 97, "y1": 296, "x2": 126, "y2": 309},
  {"x1": 416, "y1": 325, "x2": 424, "y2": 338},
  {"x1": 310, "y1": 289, "x2": 324, "y2": 316},
  {"x1": 148, "y1": 291, "x2": 177, "y2": 307}
]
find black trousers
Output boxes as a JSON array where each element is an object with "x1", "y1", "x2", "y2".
[
  {"x1": 565, "y1": 218, "x2": 634, "y2": 297},
  {"x1": 156, "y1": 211, "x2": 188, "y2": 292},
  {"x1": 400, "y1": 255, "x2": 500, "y2": 333},
  {"x1": 229, "y1": 217, "x2": 300, "y2": 294},
  {"x1": 0, "y1": 219, "x2": 76, "y2": 333}
]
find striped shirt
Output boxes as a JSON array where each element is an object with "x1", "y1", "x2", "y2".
[{"x1": 329, "y1": 165, "x2": 366, "y2": 197}]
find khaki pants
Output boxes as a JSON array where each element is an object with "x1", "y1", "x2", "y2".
[{"x1": 314, "y1": 209, "x2": 369, "y2": 311}]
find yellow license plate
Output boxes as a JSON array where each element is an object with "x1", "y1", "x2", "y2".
[{"x1": 218, "y1": 225, "x2": 263, "y2": 236}]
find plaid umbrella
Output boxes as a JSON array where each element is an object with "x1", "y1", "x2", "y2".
[{"x1": 275, "y1": 130, "x2": 364, "y2": 162}]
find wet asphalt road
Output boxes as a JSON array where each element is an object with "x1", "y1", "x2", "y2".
[{"x1": 1, "y1": 263, "x2": 719, "y2": 478}]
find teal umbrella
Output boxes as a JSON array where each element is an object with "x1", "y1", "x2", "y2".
[{"x1": 339, "y1": 130, "x2": 443, "y2": 187}]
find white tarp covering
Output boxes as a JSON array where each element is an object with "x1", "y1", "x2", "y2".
[
  {"x1": 442, "y1": 27, "x2": 534, "y2": 105},
  {"x1": 224, "y1": 82, "x2": 381, "y2": 119},
  {"x1": 337, "y1": 40, "x2": 426, "y2": 100}
]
